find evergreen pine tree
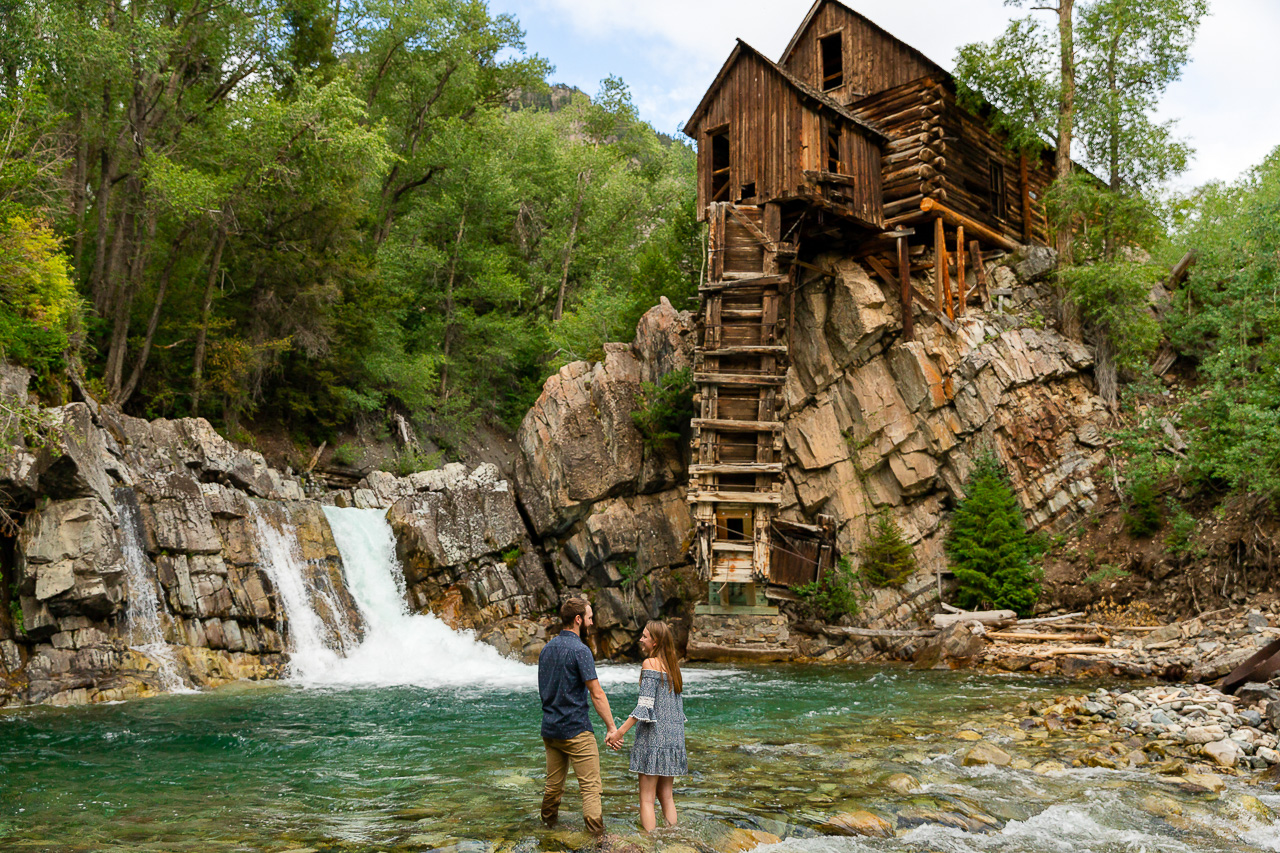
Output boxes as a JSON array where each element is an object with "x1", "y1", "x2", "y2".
[
  {"x1": 945, "y1": 453, "x2": 1042, "y2": 615},
  {"x1": 859, "y1": 511, "x2": 917, "y2": 587}
]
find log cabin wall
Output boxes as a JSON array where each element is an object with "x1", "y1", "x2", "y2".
[
  {"x1": 690, "y1": 47, "x2": 883, "y2": 228},
  {"x1": 780, "y1": 0, "x2": 937, "y2": 102},
  {"x1": 848, "y1": 73, "x2": 1055, "y2": 245}
]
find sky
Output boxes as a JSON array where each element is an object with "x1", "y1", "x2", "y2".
[{"x1": 491, "y1": 0, "x2": 1280, "y2": 191}]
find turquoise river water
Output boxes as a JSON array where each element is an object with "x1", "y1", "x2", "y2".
[{"x1": 2, "y1": 665, "x2": 1279, "y2": 853}]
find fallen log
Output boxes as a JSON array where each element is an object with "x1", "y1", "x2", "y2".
[
  {"x1": 987, "y1": 631, "x2": 1106, "y2": 644},
  {"x1": 933, "y1": 610, "x2": 1017, "y2": 629},
  {"x1": 1014, "y1": 611, "x2": 1085, "y2": 625}
]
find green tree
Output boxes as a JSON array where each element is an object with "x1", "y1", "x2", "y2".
[
  {"x1": 0, "y1": 214, "x2": 83, "y2": 383},
  {"x1": 945, "y1": 453, "x2": 1041, "y2": 615},
  {"x1": 859, "y1": 511, "x2": 917, "y2": 588}
]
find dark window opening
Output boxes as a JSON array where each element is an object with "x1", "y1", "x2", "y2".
[
  {"x1": 989, "y1": 160, "x2": 1007, "y2": 219},
  {"x1": 724, "y1": 517, "x2": 745, "y2": 540},
  {"x1": 740, "y1": 181, "x2": 756, "y2": 200},
  {"x1": 825, "y1": 124, "x2": 842, "y2": 174},
  {"x1": 820, "y1": 33, "x2": 843, "y2": 91},
  {"x1": 710, "y1": 129, "x2": 731, "y2": 201}
]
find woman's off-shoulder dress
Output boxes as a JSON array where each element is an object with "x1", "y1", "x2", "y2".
[{"x1": 627, "y1": 669, "x2": 687, "y2": 776}]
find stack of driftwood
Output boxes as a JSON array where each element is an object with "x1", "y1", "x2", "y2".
[{"x1": 933, "y1": 604, "x2": 1166, "y2": 660}]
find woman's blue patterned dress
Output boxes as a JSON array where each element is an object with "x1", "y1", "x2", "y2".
[{"x1": 628, "y1": 669, "x2": 687, "y2": 776}]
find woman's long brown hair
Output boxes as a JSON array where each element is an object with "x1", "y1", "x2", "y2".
[{"x1": 645, "y1": 620, "x2": 682, "y2": 694}]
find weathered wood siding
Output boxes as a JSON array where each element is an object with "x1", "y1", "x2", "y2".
[
  {"x1": 693, "y1": 51, "x2": 882, "y2": 227},
  {"x1": 782, "y1": 2, "x2": 937, "y2": 101},
  {"x1": 849, "y1": 75, "x2": 1053, "y2": 244}
]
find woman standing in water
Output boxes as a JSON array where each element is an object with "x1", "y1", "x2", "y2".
[{"x1": 606, "y1": 620, "x2": 687, "y2": 831}]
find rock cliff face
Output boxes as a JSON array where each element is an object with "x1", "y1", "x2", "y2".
[
  {"x1": 515, "y1": 297, "x2": 701, "y2": 655},
  {"x1": 514, "y1": 253, "x2": 1110, "y2": 648},
  {"x1": 779, "y1": 253, "x2": 1106, "y2": 633},
  {"x1": 0, "y1": 365, "x2": 557, "y2": 705}
]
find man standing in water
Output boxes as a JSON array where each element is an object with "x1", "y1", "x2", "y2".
[{"x1": 538, "y1": 597, "x2": 616, "y2": 836}]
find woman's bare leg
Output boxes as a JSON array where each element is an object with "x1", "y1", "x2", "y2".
[
  {"x1": 638, "y1": 773, "x2": 659, "y2": 831},
  {"x1": 657, "y1": 775, "x2": 677, "y2": 826}
]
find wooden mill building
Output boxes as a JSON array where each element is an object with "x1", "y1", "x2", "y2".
[{"x1": 683, "y1": 0, "x2": 1057, "y2": 607}]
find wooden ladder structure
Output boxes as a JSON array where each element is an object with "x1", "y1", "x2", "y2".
[{"x1": 690, "y1": 202, "x2": 794, "y2": 608}]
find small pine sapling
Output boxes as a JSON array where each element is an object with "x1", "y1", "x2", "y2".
[{"x1": 859, "y1": 511, "x2": 917, "y2": 587}]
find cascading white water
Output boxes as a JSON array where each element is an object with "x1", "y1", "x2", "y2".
[
  {"x1": 313, "y1": 506, "x2": 538, "y2": 689},
  {"x1": 250, "y1": 503, "x2": 359, "y2": 680},
  {"x1": 114, "y1": 488, "x2": 188, "y2": 692}
]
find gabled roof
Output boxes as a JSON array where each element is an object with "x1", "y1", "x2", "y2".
[
  {"x1": 779, "y1": 0, "x2": 948, "y2": 82},
  {"x1": 683, "y1": 39, "x2": 888, "y2": 142}
]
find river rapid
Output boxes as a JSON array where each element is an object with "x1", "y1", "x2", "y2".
[{"x1": 1, "y1": 509, "x2": 1277, "y2": 852}]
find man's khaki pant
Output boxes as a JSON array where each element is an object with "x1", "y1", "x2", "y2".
[{"x1": 542, "y1": 730, "x2": 604, "y2": 835}]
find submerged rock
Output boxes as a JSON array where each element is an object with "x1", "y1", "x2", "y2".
[{"x1": 822, "y1": 809, "x2": 894, "y2": 837}]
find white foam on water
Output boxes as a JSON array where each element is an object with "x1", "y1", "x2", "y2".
[
  {"x1": 115, "y1": 490, "x2": 191, "y2": 693},
  {"x1": 250, "y1": 504, "x2": 349, "y2": 679},
  {"x1": 304, "y1": 506, "x2": 539, "y2": 689}
]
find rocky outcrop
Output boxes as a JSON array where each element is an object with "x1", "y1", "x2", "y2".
[
  {"x1": 777, "y1": 251, "x2": 1106, "y2": 632},
  {"x1": 513, "y1": 297, "x2": 698, "y2": 653},
  {"x1": 384, "y1": 463, "x2": 555, "y2": 632},
  {"x1": 511, "y1": 249, "x2": 1108, "y2": 652}
]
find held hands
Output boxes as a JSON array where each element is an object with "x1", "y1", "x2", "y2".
[{"x1": 605, "y1": 729, "x2": 624, "y2": 751}]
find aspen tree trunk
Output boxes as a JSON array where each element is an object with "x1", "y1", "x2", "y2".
[
  {"x1": 553, "y1": 171, "x2": 586, "y2": 322},
  {"x1": 190, "y1": 227, "x2": 228, "y2": 414}
]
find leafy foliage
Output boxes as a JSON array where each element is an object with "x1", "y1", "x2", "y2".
[
  {"x1": 0, "y1": 215, "x2": 82, "y2": 383},
  {"x1": 0, "y1": 0, "x2": 700, "y2": 451},
  {"x1": 630, "y1": 367, "x2": 695, "y2": 451},
  {"x1": 793, "y1": 556, "x2": 861, "y2": 623},
  {"x1": 945, "y1": 453, "x2": 1042, "y2": 616},
  {"x1": 1123, "y1": 474, "x2": 1162, "y2": 537},
  {"x1": 858, "y1": 512, "x2": 917, "y2": 588},
  {"x1": 1162, "y1": 148, "x2": 1280, "y2": 501}
]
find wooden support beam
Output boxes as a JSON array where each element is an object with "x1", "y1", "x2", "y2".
[
  {"x1": 695, "y1": 345, "x2": 788, "y2": 356},
  {"x1": 689, "y1": 463, "x2": 785, "y2": 476},
  {"x1": 898, "y1": 234, "x2": 913, "y2": 341},
  {"x1": 933, "y1": 217, "x2": 945, "y2": 310},
  {"x1": 726, "y1": 204, "x2": 771, "y2": 248},
  {"x1": 921, "y1": 197, "x2": 1021, "y2": 253},
  {"x1": 802, "y1": 169, "x2": 860, "y2": 187},
  {"x1": 692, "y1": 418, "x2": 785, "y2": 432},
  {"x1": 934, "y1": 217, "x2": 953, "y2": 320},
  {"x1": 955, "y1": 224, "x2": 966, "y2": 316},
  {"x1": 699, "y1": 274, "x2": 789, "y2": 293},
  {"x1": 968, "y1": 240, "x2": 989, "y2": 309},
  {"x1": 694, "y1": 373, "x2": 786, "y2": 386},
  {"x1": 689, "y1": 491, "x2": 784, "y2": 505}
]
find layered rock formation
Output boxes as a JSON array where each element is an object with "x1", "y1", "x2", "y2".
[
  {"x1": 0, "y1": 364, "x2": 372, "y2": 706},
  {"x1": 780, "y1": 252, "x2": 1106, "y2": 634},
  {"x1": 515, "y1": 252, "x2": 1110, "y2": 652},
  {"x1": 515, "y1": 297, "x2": 701, "y2": 655}
]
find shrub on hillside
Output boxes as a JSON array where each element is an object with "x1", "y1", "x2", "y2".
[
  {"x1": 793, "y1": 556, "x2": 861, "y2": 623},
  {"x1": 630, "y1": 367, "x2": 694, "y2": 450},
  {"x1": 945, "y1": 453, "x2": 1041, "y2": 616},
  {"x1": 1123, "y1": 474, "x2": 1162, "y2": 537}
]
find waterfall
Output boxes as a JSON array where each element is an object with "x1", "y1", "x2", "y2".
[
  {"x1": 249, "y1": 503, "x2": 359, "y2": 680},
  {"x1": 114, "y1": 488, "x2": 188, "y2": 692},
  {"x1": 313, "y1": 506, "x2": 536, "y2": 689}
]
